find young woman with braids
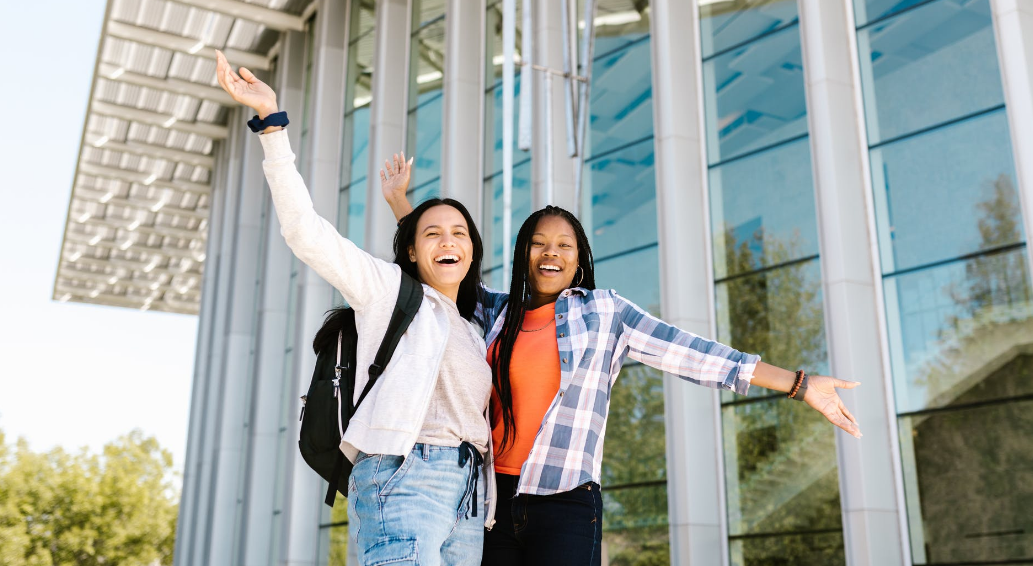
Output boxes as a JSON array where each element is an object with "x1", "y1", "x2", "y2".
[{"x1": 383, "y1": 174, "x2": 862, "y2": 566}]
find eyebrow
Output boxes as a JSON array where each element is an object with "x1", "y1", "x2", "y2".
[
  {"x1": 532, "y1": 232, "x2": 575, "y2": 238},
  {"x1": 422, "y1": 224, "x2": 469, "y2": 234}
]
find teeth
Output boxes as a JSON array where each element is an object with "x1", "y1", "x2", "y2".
[
  {"x1": 436, "y1": 254, "x2": 459, "y2": 263},
  {"x1": 539, "y1": 265, "x2": 561, "y2": 271}
]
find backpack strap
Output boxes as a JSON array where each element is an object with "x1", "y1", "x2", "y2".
[
  {"x1": 324, "y1": 272, "x2": 424, "y2": 507},
  {"x1": 356, "y1": 272, "x2": 425, "y2": 406}
]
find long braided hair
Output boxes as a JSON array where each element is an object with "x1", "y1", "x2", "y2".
[{"x1": 490, "y1": 205, "x2": 596, "y2": 456}]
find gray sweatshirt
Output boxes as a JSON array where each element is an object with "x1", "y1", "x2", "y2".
[{"x1": 258, "y1": 129, "x2": 496, "y2": 527}]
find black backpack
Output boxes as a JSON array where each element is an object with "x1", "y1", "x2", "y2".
[{"x1": 299, "y1": 272, "x2": 424, "y2": 507}]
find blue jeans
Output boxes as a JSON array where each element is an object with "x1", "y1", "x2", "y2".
[
  {"x1": 348, "y1": 443, "x2": 484, "y2": 566},
  {"x1": 482, "y1": 473, "x2": 602, "y2": 566}
]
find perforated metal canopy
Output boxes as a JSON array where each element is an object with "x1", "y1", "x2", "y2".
[{"x1": 54, "y1": 0, "x2": 314, "y2": 314}]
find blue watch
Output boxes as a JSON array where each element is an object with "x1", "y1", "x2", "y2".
[{"x1": 247, "y1": 111, "x2": 289, "y2": 133}]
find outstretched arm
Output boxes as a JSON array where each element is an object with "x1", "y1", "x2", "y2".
[
  {"x1": 381, "y1": 155, "x2": 415, "y2": 221},
  {"x1": 617, "y1": 294, "x2": 862, "y2": 439}
]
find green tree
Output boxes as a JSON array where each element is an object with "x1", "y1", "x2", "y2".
[{"x1": 0, "y1": 429, "x2": 178, "y2": 566}]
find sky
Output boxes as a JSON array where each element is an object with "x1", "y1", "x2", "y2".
[{"x1": 0, "y1": 2, "x2": 197, "y2": 476}]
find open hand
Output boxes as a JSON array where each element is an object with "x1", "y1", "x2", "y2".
[
  {"x1": 804, "y1": 376, "x2": 862, "y2": 439},
  {"x1": 215, "y1": 50, "x2": 279, "y2": 118},
  {"x1": 380, "y1": 152, "x2": 413, "y2": 203}
]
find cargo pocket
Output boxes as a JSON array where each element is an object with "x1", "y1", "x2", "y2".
[{"x1": 363, "y1": 536, "x2": 419, "y2": 566}]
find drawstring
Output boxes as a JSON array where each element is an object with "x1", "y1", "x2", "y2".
[{"x1": 458, "y1": 441, "x2": 483, "y2": 517}]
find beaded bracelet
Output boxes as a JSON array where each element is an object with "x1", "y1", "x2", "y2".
[{"x1": 787, "y1": 370, "x2": 807, "y2": 400}]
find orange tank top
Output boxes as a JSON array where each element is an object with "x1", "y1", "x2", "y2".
[{"x1": 488, "y1": 303, "x2": 562, "y2": 475}]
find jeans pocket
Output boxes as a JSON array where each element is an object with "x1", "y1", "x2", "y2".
[
  {"x1": 376, "y1": 455, "x2": 413, "y2": 498},
  {"x1": 354, "y1": 451, "x2": 374, "y2": 466},
  {"x1": 363, "y1": 535, "x2": 419, "y2": 566}
]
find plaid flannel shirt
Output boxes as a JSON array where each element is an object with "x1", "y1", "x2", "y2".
[{"x1": 476, "y1": 286, "x2": 760, "y2": 496}]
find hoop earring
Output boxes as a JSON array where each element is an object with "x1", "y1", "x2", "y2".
[{"x1": 573, "y1": 265, "x2": 584, "y2": 288}]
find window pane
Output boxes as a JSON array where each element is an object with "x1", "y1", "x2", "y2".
[
  {"x1": 408, "y1": 18, "x2": 445, "y2": 113},
  {"x1": 898, "y1": 397, "x2": 1033, "y2": 564},
  {"x1": 604, "y1": 364, "x2": 667, "y2": 486},
  {"x1": 604, "y1": 523, "x2": 670, "y2": 566},
  {"x1": 352, "y1": 1, "x2": 375, "y2": 39},
  {"x1": 409, "y1": 177, "x2": 441, "y2": 205},
  {"x1": 870, "y1": 110, "x2": 1021, "y2": 274},
  {"x1": 716, "y1": 258, "x2": 829, "y2": 401},
  {"x1": 585, "y1": 37, "x2": 654, "y2": 161},
  {"x1": 319, "y1": 496, "x2": 350, "y2": 566},
  {"x1": 412, "y1": 0, "x2": 445, "y2": 29},
  {"x1": 326, "y1": 524, "x2": 348, "y2": 566},
  {"x1": 337, "y1": 182, "x2": 366, "y2": 249},
  {"x1": 346, "y1": 2, "x2": 375, "y2": 111},
  {"x1": 884, "y1": 247, "x2": 1033, "y2": 414},
  {"x1": 585, "y1": 1, "x2": 650, "y2": 59},
  {"x1": 710, "y1": 137, "x2": 819, "y2": 279},
  {"x1": 722, "y1": 397, "x2": 843, "y2": 536},
  {"x1": 701, "y1": 24, "x2": 808, "y2": 166},
  {"x1": 855, "y1": 0, "x2": 941, "y2": 28},
  {"x1": 482, "y1": 161, "x2": 533, "y2": 274},
  {"x1": 586, "y1": 139, "x2": 657, "y2": 261},
  {"x1": 603, "y1": 364, "x2": 668, "y2": 565},
  {"x1": 594, "y1": 245, "x2": 660, "y2": 315},
  {"x1": 407, "y1": 90, "x2": 444, "y2": 189},
  {"x1": 484, "y1": 74, "x2": 529, "y2": 179},
  {"x1": 729, "y1": 531, "x2": 845, "y2": 566},
  {"x1": 485, "y1": 0, "x2": 522, "y2": 84},
  {"x1": 699, "y1": 0, "x2": 798, "y2": 59},
  {"x1": 344, "y1": 105, "x2": 371, "y2": 188},
  {"x1": 408, "y1": 0, "x2": 444, "y2": 187},
  {"x1": 857, "y1": 0, "x2": 1004, "y2": 145}
]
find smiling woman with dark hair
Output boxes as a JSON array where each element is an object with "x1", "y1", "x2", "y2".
[
  {"x1": 216, "y1": 51, "x2": 496, "y2": 566},
  {"x1": 384, "y1": 172, "x2": 863, "y2": 566}
]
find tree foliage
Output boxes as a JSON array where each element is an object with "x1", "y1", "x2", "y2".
[{"x1": 0, "y1": 429, "x2": 178, "y2": 566}]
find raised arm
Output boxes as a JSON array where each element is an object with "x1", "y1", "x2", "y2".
[
  {"x1": 380, "y1": 155, "x2": 415, "y2": 221},
  {"x1": 215, "y1": 51, "x2": 396, "y2": 310},
  {"x1": 616, "y1": 293, "x2": 861, "y2": 439}
]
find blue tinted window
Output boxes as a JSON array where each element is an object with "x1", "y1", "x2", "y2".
[
  {"x1": 855, "y1": 0, "x2": 936, "y2": 27},
  {"x1": 408, "y1": 90, "x2": 443, "y2": 191},
  {"x1": 709, "y1": 137, "x2": 819, "y2": 279},
  {"x1": 410, "y1": 177, "x2": 441, "y2": 206},
  {"x1": 483, "y1": 161, "x2": 532, "y2": 274},
  {"x1": 857, "y1": 0, "x2": 1003, "y2": 145},
  {"x1": 702, "y1": 24, "x2": 808, "y2": 165},
  {"x1": 485, "y1": 74, "x2": 528, "y2": 178},
  {"x1": 884, "y1": 248, "x2": 1033, "y2": 413},
  {"x1": 585, "y1": 38, "x2": 654, "y2": 161},
  {"x1": 346, "y1": 105, "x2": 370, "y2": 187},
  {"x1": 699, "y1": 0, "x2": 798, "y2": 59},
  {"x1": 594, "y1": 244, "x2": 660, "y2": 314},
  {"x1": 870, "y1": 110, "x2": 1021, "y2": 274},
  {"x1": 586, "y1": 139, "x2": 657, "y2": 261},
  {"x1": 408, "y1": 0, "x2": 444, "y2": 190}
]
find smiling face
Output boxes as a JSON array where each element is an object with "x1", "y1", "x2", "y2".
[
  {"x1": 527, "y1": 215, "x2": 579, "y2": 308},
  {"x1": 408, "y1": 204, "x2": 474, "y2": 303}
]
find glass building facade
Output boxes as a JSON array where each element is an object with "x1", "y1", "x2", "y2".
[
  {"x1": 170, "y1": 1, "x2": 1033, "y2": 565},
  {"x1": 699, "y1": 2, "x2": 843, "y2": 563}
]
